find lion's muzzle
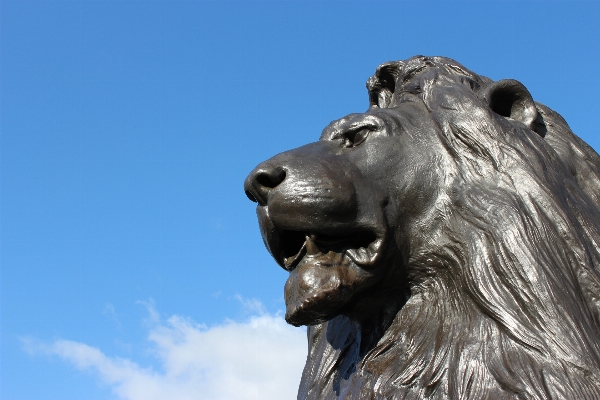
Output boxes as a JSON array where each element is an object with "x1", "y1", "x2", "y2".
[
  {"x1": 245, "y1": 142, "x2": 359, "y2": 231},
  {"x1": 244, "y1": 140, "x2": 389, "y2": 325}
]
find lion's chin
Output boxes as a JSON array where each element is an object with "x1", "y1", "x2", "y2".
[{"x1": 284, "y1": 254, "x2": 356, "y2": 326}]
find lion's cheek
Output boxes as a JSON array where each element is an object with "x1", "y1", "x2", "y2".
[{"x1": 284, "y1": 259, "x2": 357, "y2": 326}]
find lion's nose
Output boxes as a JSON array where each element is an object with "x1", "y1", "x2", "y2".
[{"x1": 244, "y1": 164, "x2": 287, "y2": 206}]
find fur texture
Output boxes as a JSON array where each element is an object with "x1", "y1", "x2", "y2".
[{"x1": 298, "y1": 57, "x2": 600, "y2": 399}]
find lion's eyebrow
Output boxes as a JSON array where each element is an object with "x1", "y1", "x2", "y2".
[
  {"x1": 320, "y1": 117, "x2": 351, "y2": 140},
  {"x1": 341, "y1": 115, "x2": 380, "y2": 134},
  {"x1": 402, "y1": 65, "x2": 426, "y2": 82},
  {"x1": 347, "y1": 121, "x2": 378, "y2": 132},
  {"x1": 321, "y1": 114, "x2": 384, "y2": 141}
]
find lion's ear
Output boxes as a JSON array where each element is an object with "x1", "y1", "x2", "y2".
[{"x1": 481, "y1": 79, "x2": 545, "y2": 136}]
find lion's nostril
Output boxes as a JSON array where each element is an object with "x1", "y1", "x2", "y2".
[
  {"x1": 244, "y1": 166, "x2": 286, "y2": 206},
  {"x1": 256, "y1": 169, "x2": 286, "y2": 189}
]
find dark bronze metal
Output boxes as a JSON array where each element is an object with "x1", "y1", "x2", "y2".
[{"x1": 244, "y1": 56, "x2": 600, "y2": 399}]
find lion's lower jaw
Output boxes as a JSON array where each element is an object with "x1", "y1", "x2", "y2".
[{"x1": 284, "y1": 256, "x2": 357, "y2": 326}]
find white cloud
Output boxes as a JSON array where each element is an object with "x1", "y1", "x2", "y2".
[{"x1": 23, "y1": 302, "x2": 307, "y2": 400}]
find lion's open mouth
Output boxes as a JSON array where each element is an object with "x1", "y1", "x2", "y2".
[{"x1": 277, "y1": 230, "x2": 384, "y2": 271}]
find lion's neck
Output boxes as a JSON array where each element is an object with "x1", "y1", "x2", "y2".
[
  {"x1": 298, "y1": 317, "x2": 369, "y2": 399},
  {"x1": 297, "y1": 284, "x2": 498, "y2": 399},
  {"x1": 298, "y1": 277, "x2": 600, "y2": 399},
  {"x1": 297, "y1": 294, "x2": 407, "y2": 399}
]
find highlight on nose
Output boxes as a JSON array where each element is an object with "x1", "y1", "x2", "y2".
[{"x1": 244, "y1": 165, "x2": 286, "y2": 206}]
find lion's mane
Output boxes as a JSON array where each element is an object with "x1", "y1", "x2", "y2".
[{"x1": 299, "y1": 57, "x2": 600, "y2": 399}]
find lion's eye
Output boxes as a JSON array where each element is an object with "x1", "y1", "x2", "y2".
[{"x1": 344, "y1": 129, "x2": 370, "y2": 148}]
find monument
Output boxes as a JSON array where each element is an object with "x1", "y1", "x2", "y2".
[{"x1": 244, "y1": 56, "x2": 600, "y2": 399}]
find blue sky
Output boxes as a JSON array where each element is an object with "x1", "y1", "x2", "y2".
[{"x1": 2, "y1": 1, "x2": 599, "y2": 399}]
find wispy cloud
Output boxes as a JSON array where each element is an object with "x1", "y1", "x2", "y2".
[
  {"x1": 234, "y1": 294, "x2": 267, "y2": 315},
  {"x1": 103, "y1": 302, "x2": 121, "y2": 329},
  {"x1": 23, "y1": 300, "x2": 306, "y2": 400}
]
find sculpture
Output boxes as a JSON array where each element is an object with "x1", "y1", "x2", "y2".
[{"x1": 244, "y1": 56, "x2": 600, "y2": 399}]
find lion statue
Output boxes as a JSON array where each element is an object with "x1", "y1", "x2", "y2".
[{"x1": 243, "y1": 56, "x2": 600, "y2": 399}]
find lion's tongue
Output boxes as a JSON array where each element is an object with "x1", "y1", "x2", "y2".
[
  {"x1": 284, "y1": 259, "x2": 355, "y2": 326},
  {"x1": 283, "y1": 237, "x2": 383, "y2": 325}
]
